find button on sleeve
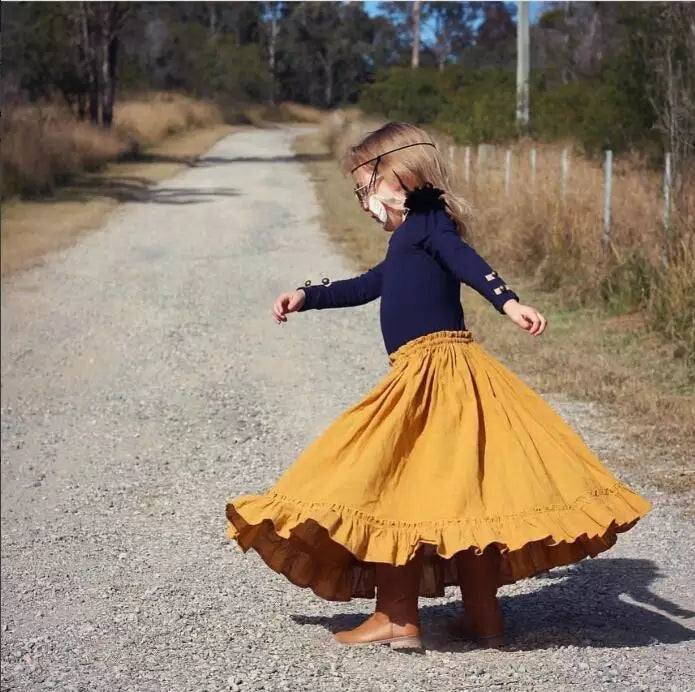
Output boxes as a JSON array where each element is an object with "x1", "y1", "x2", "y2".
[
  {"x1": 424, "y1": 217, "x2": 519, "y2": 313},
  {"x1": 298, "y1": 262, "x2": 385, "y2": 311}
]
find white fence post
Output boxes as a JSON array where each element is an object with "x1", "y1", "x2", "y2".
[
  {"x1": 561, "y1": 148, "x2": 569, "y2": 202},
  {"x1": 505, "y1": 149, "x2": 511, "y2": 196},
  {"x1": 530, "y1": 149, "x2": 537, "y2": 188},
  {"x1": 478, "y1": 143, "x2": 485, "y2": 178},
  {"x1": 662, "y1": 152, "x2": 672, "y2": 267},
  {"x1": 448, "y1": 144, "x2": 456, "y2": 172},
  {"x1": 465, "y1": 146, "x2": 471, "y2": 185},
  {"x1": 603, "y1": 150, "x2": 613, "y2": 246}
]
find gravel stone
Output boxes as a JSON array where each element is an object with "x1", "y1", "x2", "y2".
[{"x1": 2, "y1": 127, "x2": 694, "y2": 691}]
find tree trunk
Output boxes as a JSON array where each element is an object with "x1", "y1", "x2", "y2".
[
  {"x1": 73, "y1": 10, "x2": 88, "y2": 122},
  {"x1": 324, "y1": 59, "x2": 333, "y2": 107},
  {"x1": 411, "y1": 1, "x2": 421, "y2": 69},
  {"x1": 101, "y1": 31, "x2": 118, "y2": 128},
  {"x1": 208, "y1": 2, "x2": 217, "y2": 41},
  {"x1": 88, "y1": 73, "x2": 99, "y2": 124},
  {"x1": 79, "y1": 3, "x2": 100, "y2": 124},
  {"x1": 77, "y1": 92, "x2": 87, "y2": 120},
  {"x1": 435, "y1": 14, "x2": 447, "y2": 72},
  {"x1": 98, "y1": 3, "x2": 126, "y2": 128},
  {"x1": 317, "y1": 51, "x2": 333, "y2": 107},
  {"x1": 325, "y1": 71, "x2": 333, "y2": 107},
  {"x1": 267, "y1": 4, "x2": 279, "y2": 105}
]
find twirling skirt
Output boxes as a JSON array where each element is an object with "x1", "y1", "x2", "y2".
[{"x1": 226, "y1": 331, "x2": 652, "y2": 601}]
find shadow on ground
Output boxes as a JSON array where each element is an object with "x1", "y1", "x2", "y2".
[
  {"x1": 193, "y1": 152, "x2": 334, "y2": 167},
  {"x1": 30, "y1": 177, "x2": 241, "y2": 206},
  {"x1": 292, "y1": 558, "x2": 695, "y2": 652},
  {"x1": 116, "y1": 150, "x2": 333, "y2": 169},
  {"x1": 23, "y1": 152, "x2": 333, "y2": 206}
]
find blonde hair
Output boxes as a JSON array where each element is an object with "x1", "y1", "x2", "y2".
[{"x1": 343, "y1": 122, "x2": 472, "y2": 235}]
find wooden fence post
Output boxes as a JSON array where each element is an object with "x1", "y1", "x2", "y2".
[
  {"x1": 505, "y1": 149, "x2": 511, "y2": 197},
  {"x1": 530, "y1": 149, "x2": 536, "y2": 188},
  {"x1": 662, "y1": 152, "x2": 672, "y2": 267},
  {"x1": 603, "y1": 150, "x2": 613, "y2": 246}
]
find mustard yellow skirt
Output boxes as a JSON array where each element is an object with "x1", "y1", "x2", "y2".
[{"x1": 226, "y1": 331, "x2": 651, "y2": 601}]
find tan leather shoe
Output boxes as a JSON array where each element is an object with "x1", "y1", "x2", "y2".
[
  {"x1": 335, "y1": 553, "x2": 424, "y2": 650},
  {"x1": 334, "y1": 611, "x2": 423, "y2": 650}
]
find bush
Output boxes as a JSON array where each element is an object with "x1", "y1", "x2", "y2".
[
  {"x1": 1, "y1": 104, "x2": 126, "y2": 196},
  {"x1": 646, "y1": 237, "x2": 695, "y2": 365},
  {"x1": 599, "y1": 249, "x2": 654, "y2": 313},
  {"x1": 436, "y1": 68, "x2": 516, "y2": 143},
  {"x1": 359, "y1": 67, "x2": 447, "y2": 124},
  {"x1": 359, "y1": 63, "x2": 660, "y2": 153},
  {"x1": 158, "y1": 24, "x2": 272, "y2": 107},
  {"x1": 1, "y1": 93, "x2": 223, "y2": 198}
]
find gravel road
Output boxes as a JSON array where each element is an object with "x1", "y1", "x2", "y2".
[{"x1": 2, "y1": 127, "x2": 694, "y2": 692}]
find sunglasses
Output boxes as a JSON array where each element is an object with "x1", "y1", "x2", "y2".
[
  {"x1": 352, "y1": 158, "x2": 381, "y2": 205},
  {"x1": 351, "y1": 141, "x2": 437, "y2": 206}
]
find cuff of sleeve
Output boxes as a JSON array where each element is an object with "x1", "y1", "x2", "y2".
[
  {"x1": 492, "y1": 290, "x2": 519, "y2": 314},
  {"x1": 297, "y1": 286, "x2": 318, "y2": 311}
]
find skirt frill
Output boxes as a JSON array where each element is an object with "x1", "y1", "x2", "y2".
[{"x1": 226, "y1": 331, "x2": 652, "y2": 601}]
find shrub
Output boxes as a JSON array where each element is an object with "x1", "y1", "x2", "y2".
[
  {"x1": 359, "y1": 67, "x2": 448, "y2": 124},
  {"x1": 359, "y1": 63, "x2": 661, "y2": 153},
  {"x1": 1, "y1": 93, "x2": 223, "y2": 198}
]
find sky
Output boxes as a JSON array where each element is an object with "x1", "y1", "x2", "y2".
[
  {"x1": 362, "y1": 1, "x2": 549, "y2": 25},
  {"x1": 360, "y1": 1, "x2": 549, "y2": 48}
]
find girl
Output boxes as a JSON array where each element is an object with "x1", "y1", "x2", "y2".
[{"x1": 226, "y1": 122, "x2": 652, "y2": 651}]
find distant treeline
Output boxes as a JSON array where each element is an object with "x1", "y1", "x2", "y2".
[
  {"x1": 2, "y1": 2, "x2": 693, "y2": 161},
  {"x1": 359, "y1": 3, "x2": 694, "y2": 163}
]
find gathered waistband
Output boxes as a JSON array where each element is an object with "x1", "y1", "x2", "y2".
[{"x1": 388, "y1": 330, "x2": 474, "y2": 365}]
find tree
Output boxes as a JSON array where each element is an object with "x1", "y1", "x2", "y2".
[
  {"x1": 422, "y1": 2, "x2": 482, "y2": 71},
  {"x1": 275, "y1": 2, "x2": 376, "y2": 107},
  {"x1": 621, "y1": 3, "x2": 695, "y2": 188},
  {"x1": 1, "y1": 1, "x2": 130, "y2": 126},
  {"x1": 476, "y1": 2, "x2": 516, "y2": 51},
  {"x1": 411, "y1": 1, "x2": 421, "y2": 68},
  {"x1": 1, "y1": 3, "x2": 82, "y2": 106},
  {"x1": 376, "y1": 2, "x2": 416, "y2": 67},
  {"x1": 262, "y1": 2, "x2": 285, "y2": 105},
  {"x1": 451, "y1": 1, "x2": 517, "y2": 71}
]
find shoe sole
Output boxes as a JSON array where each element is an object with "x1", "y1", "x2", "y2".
[{"x1": 333, "y1": 634, "x2": 424, "y2": 652}]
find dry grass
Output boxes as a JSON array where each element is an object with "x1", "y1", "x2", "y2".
[
  {"x1": 456, "y1": 141, "x2": 695, "y2": 360},
  {"x1": 328, "y1": 110, "x2": 695, "y2": 364},
  {"x1": 1, "y1": 93, "x2": 223, "y2": 198},
  {"x1": 221, "y1": 101, "x2": 326, "y2": 128},
  {"x1": 261, "y1": 102, "x2": 325, "y2": 124},
  {"x1": 1, "y1": 105, "x2": 126, "y2": 196},
  {"x1": 1, "y1": 124, "x2": 233, "y2": 277},
  {"x1": 292, "y1": 124, "x2": 695, "y2": 509},
  {"x1": 1, "y1": 95, "x2": 325, "y2": 276},
  {"x1": 114, "y1": 92, "x2": 222, "y2": 148},
  {"x1": 1, "y1": 96, "x2": 325, "y2": 199}
]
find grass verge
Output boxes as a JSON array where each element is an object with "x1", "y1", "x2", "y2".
[
  {"x1": 1, "y1": 124, "x2": 233, "y2": 277},
  {"x1": 292, "y1": 128, "x2": 695, "y2": 512}
]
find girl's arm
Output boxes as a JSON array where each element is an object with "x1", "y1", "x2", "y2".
[
  {"x1": 424, "y1": 219, "x2": 519, "y2": 313},
  {"x1": 298, "y1": 262, "x2": 384, "y2": 311}
]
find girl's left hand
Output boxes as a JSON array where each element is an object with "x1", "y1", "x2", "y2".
[{"x1": 502, "y1": 300, "x2": 547, "y2": 336}]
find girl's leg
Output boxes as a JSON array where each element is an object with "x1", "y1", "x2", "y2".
[
  {"x1": 450, "y1": 545, "x2": 505, "y2": 647},
  {"x1": 334, "y1": 550, "x2": 423, "y2": 650}
]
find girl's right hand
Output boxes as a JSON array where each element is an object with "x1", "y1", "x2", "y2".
[{"x1": 272, "y1": 289, "x2": 306, "y2": 324}]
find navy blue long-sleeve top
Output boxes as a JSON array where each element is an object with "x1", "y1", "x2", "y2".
[{"x1": 299, "y1": 206, "x2": 519, "y2": 355}]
